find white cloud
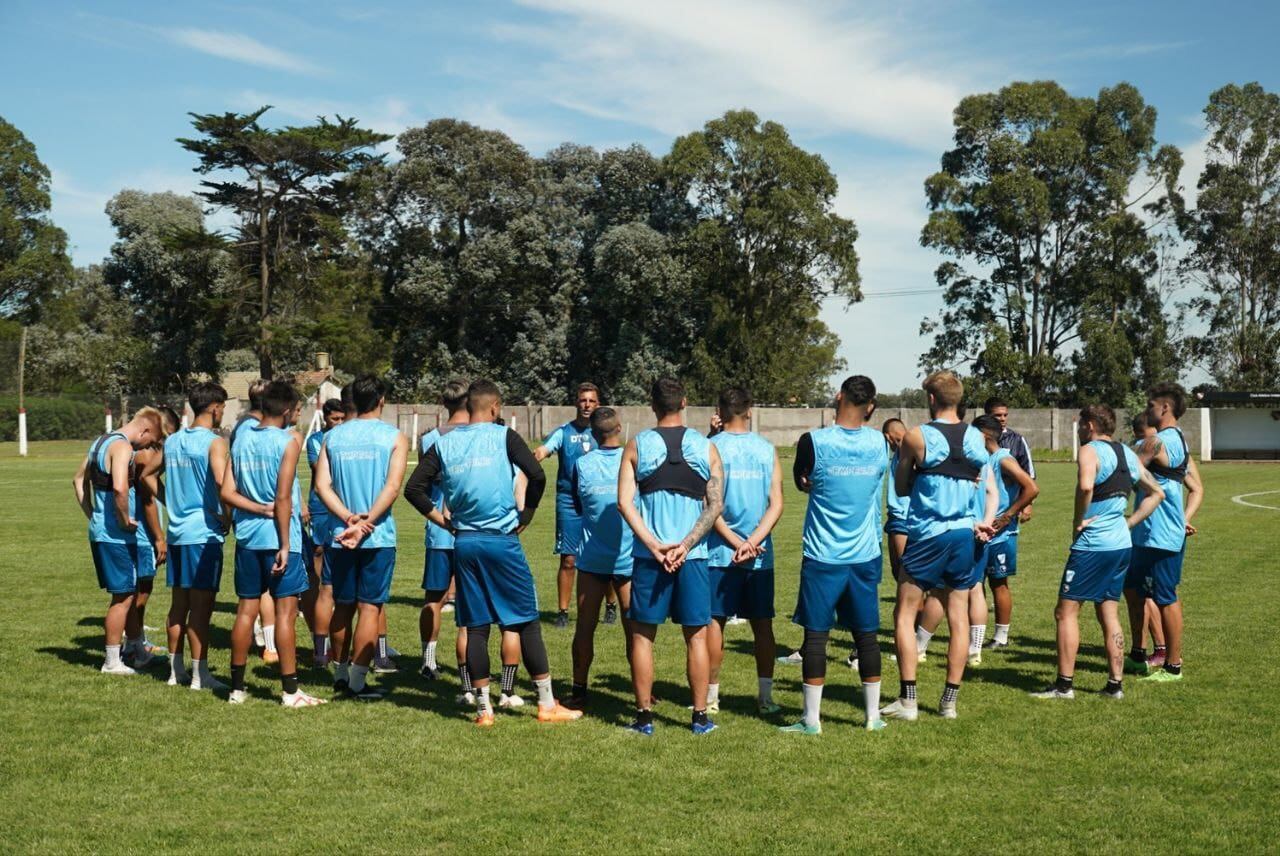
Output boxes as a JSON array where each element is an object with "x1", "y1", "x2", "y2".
[{"x1": 163, "y1": 28, "x2": 320, "y2": 75}]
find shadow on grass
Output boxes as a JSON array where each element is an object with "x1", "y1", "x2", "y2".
[{"x1": 39, "y1": 634, "x2": 172, "y2": 685}]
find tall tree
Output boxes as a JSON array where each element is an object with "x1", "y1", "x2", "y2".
[
  {"x1": 1179, "y1": 82, "x2": 1280, "y2": 388},
  {"x1": 178, "y1": 107, "x2": 390, "y2": 377},
  {"x1": 664, "y1": 110, "x2": 859, "y2": 404},
  {"x1": 0, "y1": 117, "x2": 71, "y2": 321},
  {"x1": 920, "y1": 81, "x2": 1181, "y2": 400}
]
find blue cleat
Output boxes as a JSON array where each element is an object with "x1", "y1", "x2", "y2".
[
  {"x1": 624, "y1": 719, "x2": 654, "y2": 736},
  {"x1": 691, "y1": 718, "x2": 717, "y2": 735}
]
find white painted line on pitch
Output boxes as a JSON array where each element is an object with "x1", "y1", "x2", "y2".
[{"x1": 1231, "y1": 490, "x2": 1280, "y2": 510}]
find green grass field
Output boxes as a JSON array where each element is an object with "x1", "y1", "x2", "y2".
[{"x1": 2, "y1": 440, "x2": 1277, "y2": 853}]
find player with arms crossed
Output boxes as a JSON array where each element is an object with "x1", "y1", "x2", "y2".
[
  {"x1": 618, "y1": 377, "x2": 725, "y2": 736},
  {"x1": 1032, "y1": 404, "x2": 1163, "y2": 700}
]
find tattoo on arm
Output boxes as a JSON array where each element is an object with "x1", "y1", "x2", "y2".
[{"x1": 682, "y1": 471, "x2": 724, "y2": 551}]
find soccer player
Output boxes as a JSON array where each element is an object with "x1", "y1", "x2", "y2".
[
  {"x1": 417, "y1": 379, "x2": 471, "y2": 694},
  {"x1": 781, "y1": 375, "x2": 888, "y2": 735},
  {"x1": 883, "y1": 417, "x2": 910, "y2": 582},
  {"x1": 221, "y1": 380, "x2": 324, "y2": 707},
  {"x1": 1126, "y1": 384, "x2": 1204, "y2": 682},
  {"x1": 302, "y1": 398, "x2": 345, "y2": 668},
  {"x1": 314, "y1": 374, "x2": 409, "y2": 701},
  {"x1": 163, "y1": 382, "x2": 231, "y2": 690},
  {"x1": 565, "y1": 407, "x2": 635, "y2": 709},
  {"x1": 534, "y1": 382, "x2": 610, "y2": 629},
  {"x1": 882, "y1": 371, "x2": 995, "y2": 721},
  {"x1": 74, "y1": 408, "x2": 165, "y2": 674},
  {"x1": 1032, "y1": 405, "x2": 1163, "y2": 700},
  {"x1": 405, "y1": 379, "x2": 582, "y2": 726},
  {"x1": 125, "y1": 409, "x2": 176, "y2": 666},
  {"x1": 706, "y1": 387, "x2": 782, "y2": 715},
  {"x1": 229, "y1": 379, "x2": 280, "y2": 665},
  {"x1": 1125, "y1": 412, "x2": 1167, "y2": 667},
  {"x1": 618, "y1": 377, "x2": 725, "y2": 736}
]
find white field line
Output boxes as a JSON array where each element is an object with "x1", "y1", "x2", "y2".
[{"x1": 1231, "y1": 490, "x2": 1280, "y2": 510}]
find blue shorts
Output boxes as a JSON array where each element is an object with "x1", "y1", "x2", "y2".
[
  {"x1": 91, "y1": 541, "x2": 138, "y2": 595},
  {"x1": 902, "y1": 527, "x2": 982, "y2": 591},
  {"x1": 793, "y1": 556, "x2": 882, "y2": 633},
  {"x1": 986, "y1": 538, "x2": 1018, "y2": 579},
  {"x1": 628, "y1": 557, "x2": 711, "y2": 627},
  {"x1": 327, "y1": 547, "x2": 396, "y2": 605},
  {"x1": 136, "y1": 538, "x2": 157, "y2": 581},
  {"x1": 1060, "y1": 548, "x2": 1131, "y2": 603},
  {"x1": 233, "y1": 546, "x2": 308, "y2": 600},
  {"x1": 421, "y1": 548, "x2": 455, "y2": 593},
  {"x1": 454, "y1": 532, "x2": 539, "y2": 628},
  {"x1": 320, "y1": 550, "x2": 333, "y2": 586},
  {"x1": 554, "y1": 496, "x2": 584, "y2": 556},
  {"x1": 709, "y1": 565, "x2": 775, "y2": 620},
  {"x1": 1127, "y1": 546, "x2": 1184, "y2": 606},
  {"x1": 167, "y1": 540, "x2": 224, "y2": 591},
  {"x1": 309, "y1": 513, "x2": 332, "y2": 548}
]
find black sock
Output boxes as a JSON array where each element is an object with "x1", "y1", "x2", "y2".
[
  {"x1": 281, "y1": 673, "x2": 298, "y2": 694},
  {"x1": 1104, "y1": 678, "x2": 1123, "y2": 694},
  {"x1": 558, "y1": 608, "x2": 568, "y2": 616},
  {"x1": 231, "y1": 664, "x2": 246, "y2": 692},
  {"x1": 500, "y1": 664, "x2": 518, "y2": 695},
  {"x1": 941, "y1": 682, "x2": 960, "y2": 704},
  {"x1": 900, "y1": 679, "x2": 917, "y2": 701},
  {"x1": 570, "y1": 683, "x2": 587, "y2": 698},
  {"x1": 692, "y1": 709, "x2": 709, "y2": 726},
  {"x1": 636, "y1": 708, "x2": 653, "y2": 726},
  {"x1": 1165, "y1": 662, "x2": 1182, "y2": 675},
  {"x1": 1055, "y1": 674, "x2": 1074, "y2": 693},
  {"x1": 459, "y1": 664, "x2": 473, "y2": 693},
  {"x1": 1129, "y1": 647, "x2": 1147, "y2": 662}
]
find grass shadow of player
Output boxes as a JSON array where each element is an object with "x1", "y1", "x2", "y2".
[
  {"x1": 591, "y1": 672, "x2": 696, "y2": 726},
  {"x1": 39, "y1": 632, "x2": 172, "y2": 684},
  {"x1": 963, "y1": 664, "x2": 1045, "y2": 693}
]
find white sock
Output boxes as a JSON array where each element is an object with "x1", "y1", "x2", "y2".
[
  {"x1": 335, "y1": 661, "x2": 350, "y2": 683},
  {"x1": 994, "y1": 623, "x2": 1010, "y2": 644},
  {"x1": 801, "y1": 683, "x2": 823, "y2": 727},
  {"x1": 757, "y1": 676, "x2": 773, "y2": 703},
  {"x1": 170, "y1": 655, "x2": 188, "y2": 679},
  {"x1": 970, "y1": 623, "x2": 986, "y2": 653},
  {"x1": 263, "y1": 624, "x2": 277, "y2": 653},
  {"x1": 190, "y1": 659, "x2": 213, "y2": 687},
  {"x1": 105, "y1": 644, "x2": 123, "y2": 668},
  {"x1": 349, "y1": 664, "x2": 369, "y2": 692},
  {"x1": 535, "y1": 676, "x2": 554, "y2": 708},
  {"x1": 707, "y1": 682, "x2": 720, "y2": 705},
  {"x1": 477, "y1": 684, "x2": 492, "y2": 714},
  {"x1": 424, "y1": 640, "x2": 438, "y2": 670},
  {"x1": 863, "y1": 680, "x2": 882, "y2": 723},
  {"x1": 916, "y1": 626, "x2": 934, "y2": 651}
]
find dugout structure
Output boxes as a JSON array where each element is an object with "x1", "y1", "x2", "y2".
[{"x1": 1196, "y1": 391, "x2": 1280, "y2": 461}]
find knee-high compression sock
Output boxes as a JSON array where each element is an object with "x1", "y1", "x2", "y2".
[
  {"x1": 515, "y1": 621, "x2": 551, "y2": 677},
  {"x1": 801, "y1": 629, "x2": 829, "y2": 683},
  {"x1": 465, "y1": 624, "x2": 491, "y2": 686},
  {"x1": 854, "y1": 631, "x2": 881, "y2": 683}
]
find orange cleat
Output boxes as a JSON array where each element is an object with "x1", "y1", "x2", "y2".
[
  {"x1": 262, "y1": 649, "x2": 279, "y2": 665},
  {"x1": 474, "y1": 711, "x2": 496, "y2": 728},
  {"x1": 536, "y1": 701, "x2": 584, "y2": 723}
]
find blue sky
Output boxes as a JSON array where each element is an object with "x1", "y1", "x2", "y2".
[{"x1": 3, "y1": 0, "x2": 1277, "y2": 391}]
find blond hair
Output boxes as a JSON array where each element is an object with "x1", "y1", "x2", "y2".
[
  {"x1": 923, "y1": 370, "x2": 964, "y2": 409},
  {"x1": 133, "y1": 406, "x2": 171, "y2": 440}
]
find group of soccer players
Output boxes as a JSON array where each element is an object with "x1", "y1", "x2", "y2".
[{"x1": 75, "y1": 367, "x2": 1200, "y2": 733}]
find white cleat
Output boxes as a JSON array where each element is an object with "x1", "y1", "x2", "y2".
[
  {"x1": 939, "y1": 701, "x2": 958, "y2": 720},
  {"x1": 282, "y1": 690, "x2": 327, "y2": 708},
  {"x1": 192, "y1": 674, "x2": 228, "y2": 692},
  {"x1": 101, "y1": 661, "x2": 139, "y2": 676},
  {"x1": 917, "y1": 651, "x2": 928, "y2": 664},
  {"x1": 1029, "y1": 686, "x2": 1075, "y2": 700},
  {"x1": 228, "y1": 689, "x2": 249, "y2": 704},
  {"x1": 967, "y1": 652, "x2": 982, "y2": 667},
  {"x1": 845, "y1": 653, "x2": 858, "y2": 670},
  {"x1": 725, "y1": 615, "x2": 748, "y2": 626},
  {"x1": 880, "y1": 699, "x2": 919, "y2": 721},
  {"x1": 498, "y1": 693, "x2": 525, "y2": 709},
  {"x1": 167, "y1": 671, "x2": 192, "y2": 687},
  {"x1": 253, "y1": 617, "x2": 265, "y2": 648},
  {"x1": 456, "y1": 691, "x2": 476, "y2": 707},
  {"x1": 776, "y1": 650, "x2": 803, "y2": 666}
]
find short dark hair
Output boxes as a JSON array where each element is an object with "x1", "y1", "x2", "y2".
[
  {"x1": 1080, "y1": 404, "x2": 1117, "y2": 436},
  {"x1": 321, "y1": 398, "x2": 344, "y2": 418},
  {"x1": 881, "y1": 417, "x2": 905, "y2": 435},
  {"x1": 351, "y1": 374, "x2": 387, "y2": 415},
  {"x1": 590, "y1": 406, "x2": 621, "y2": 440},
  {"x1": 973, "y1": 414, "x2": 1002, "y2": 437},
  {"x1": 340, "y1": 383, "x2": 356, "y2": 415},
  {"x1": 1131, "y1": 411, "x2": 1149, "y2": 435},
  {"x1": 442, "y1": 378, "x2": 469, "y2": 414},
  {"x1": 718, "y1": 387, "x2": 752, "y2": 419},
  {"x1": 650, "y1": 377, "x2": 685, "y2": 416},
  {"x1": 262, "y1": 380, "x2": 300, "y2": 418},
  {"x1": 188, "y1": 382, "x2": 227, "y2": 416},
  {"x1": 247, "y1": 378, "x2": 269, "y2": 411},
  {"x1": 576, "y1": 382, "x2": 601, "y2": 401},
  {"x1": 467, "y1": 379, "x2": 502, "y2": 413},
  {"x1": 984, "y1": 396, "x2": 1008, "y2": 413},
  {"x1": 1148, "y1": 383, "x2": 1186, "y2": 419},
  {"x1": 840, "y1": 375, "x2": 876, "y2": 406}
]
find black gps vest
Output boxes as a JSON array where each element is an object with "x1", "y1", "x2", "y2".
[
  {"x1": 1092, "y1": 441, "x2": 1133, "y2": 501},
  {"x1": 918, "y1": 421, "x2": 981, "y2": 481},
  {"x1": 637, "y1": 427, "x2": 707, "y2": 500},
  {"x1": 87, "y1": 433, "x2": 138, "y2": 491},
  {"x1": 1147, "y1": 428, "x2": 1188, "y2": 483}
]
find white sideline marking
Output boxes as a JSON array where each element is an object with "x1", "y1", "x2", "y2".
[{"x1": 1231, "y1": 490, "x2": 1280, "y2": 510}]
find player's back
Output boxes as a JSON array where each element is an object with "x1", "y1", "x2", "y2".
[
  {"x1": 906, "y1": 421, "x2": 987, "y2": 540},
  {"x1": 802, "y1": 425, "x2": 887, "y2": 564},
  {"x1": 635, "y1": 426, "x2": 711, "y2": 559},
  {"x1": 574, "y1": 447, "x2": 632, "y2": 574},
  {"x1": 231, "y1": 425, "x2": 299, "y2": 550},
  {"x1": 324, "y1": 417, "x2": 400, "y2": 547},
  {"x1": 1075, "y1": 439, "x2": 1140, "y2": 552},
  {"x1": 708, "y1": 430, "x2": 774, "y2": 568},
  {"x1": 165, "y1": 427, "x2": 223, "y2": 545},
  {"x1": 87, "y1": 432, "x2": 136, "y2": 544},
  {"x1": 434, "y1": 422, "x2": 519, "y2": 533}
]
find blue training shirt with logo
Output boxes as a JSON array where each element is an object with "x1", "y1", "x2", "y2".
[
  {"x1": 230, "y1": 425, "x2": 301, "y2": 552},
  {"x1": 708, "y1": 430, "x2": 775, "y2": 569},
  {"x1": 419, "y1": 427, "x2": 456, "y2": 550},
  {"x1": 543, "y1": 420, "x2": 597, "y2": 496},
  {"x1": 572, "y1": 447, "x2": 633, "y2": 575},
  {"x1": 434, "y1": 422, "x2": 523, "y2": 533},
  {"x1": 905, "y1": 422, "x2": 988, "y2": 541},
  {"x1": 1074, "y1": 440, "x2": 1141, "y2": 553},
  {"x1": 801, "y1": 425, "x2": 887, "y2": 564},
  {"x1": 164, "y1": 427, "x2": 224, "y2": 545},
  {"x1": 322, "y1": 417, "x2": 400, "y2": 549},
  {"x1": 1131, "y1": 426, "x2": 1187, "y2": 552},
  {"x1": 634, "y1": 427, "x2": 711, "y2": 561},
  {"x1": 986, "y1": 447, "x2": 1020, "y2": 544},
  {"x1": 88, "y1": 433, "x2": 135, "y2": 545}
]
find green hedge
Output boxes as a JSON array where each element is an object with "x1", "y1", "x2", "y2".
[{"x1": 0, "y1": 396, "x2": 105, "y2": 442}]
